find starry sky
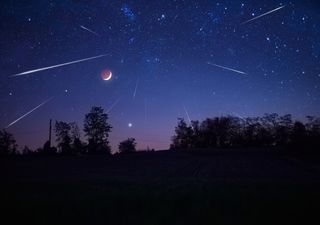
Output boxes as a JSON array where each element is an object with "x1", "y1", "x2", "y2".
[{"x1": 1, "y1": 0, "x2": 320, "y2": 152}]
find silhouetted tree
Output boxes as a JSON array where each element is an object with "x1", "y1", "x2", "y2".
[
  {"x1": 70, "y1": 122, "x2": 83, "y2": 154},
  {"x1": 72, "y1": 138, "x2": 83, "y2": 154},
  {"x1": 171, "y1": 114, "x2": 320, "y2": 154},
  {"x1": 0, "y1": 129, "x2": 17, "y2": 157},
  {"x1": 227, "y1": 116, "x2": 244, "y2": 147},
  {"x1": 305, "y1": 116, "x2": 316, "y2": 131},
  {"x1": 118, "y1": 138, "x2": 137, "y2": 153},
  {"x1": 170, "y1": 118, "x2": 193, "y2": 149},
  {"x1": 200, "y1": 118, "x2": 219, "y2": 148},
  {"x1": 242, "y1": 117, "x2": 264, "y2": 147},
  {"x1": 197, "y1": 116, "x2": 243, "y2": 148},
  {"x1": 70, "y1": 122, "x2": 80, "y2": 140},
  {"x1": 214, "y1": 116, "x2": 235, "y2": 147},
  {"x1": 290, "y1": 121, "x2": 307, "y2": 152},
  {"x1": 55, "y1": 121, "x2": 72, "y2": 155},
  {"x1": 41, "y1": 140, "x2": 57, "y2": 155},
  {"x1": 259, "y1": 114, "x2": 277, "y2": 145},
  {"x1": 83, "y1": 106, "x2": 112, "y2": 154},
  {"x1": 22, "y1": 145, "x2": 32, "y2": 155},
  {"x1": 191, "y1": 120, "x2": 202, "y2": 148},
  {"x1": 305, "y1": 116, "x2": 320, "y2": 149},
  {"x1": 275, "y1": 114, "x2": 293, "y2": 146}
]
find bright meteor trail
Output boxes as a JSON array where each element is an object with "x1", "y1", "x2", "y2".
[
  {"x1": 182, "y1": 104, "x2": 194, "y2": 130},
  {"x1": 12, "y1": 54, "x2": 108, "y2": 77},
  {"x1": 207, "y1": 62, "x2": 247, "y2": 75},
  {"x1": 80, "y1": 25, "x2": 100, "y2": 37},
  {"x1": 182, "y1": 104, "x2": 192, "y2": 124},
  {"x1": 6, "y1": 97, "x2": 54, "y2": 128},
  {"x1": 241, "y1": 5, "x2": 286, "y2": 25}
]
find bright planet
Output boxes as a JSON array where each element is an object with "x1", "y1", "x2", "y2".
[{"x1": 100, "y1": 69, "x2": 112, "y2": 81}]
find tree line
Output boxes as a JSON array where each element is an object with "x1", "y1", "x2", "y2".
[
  {"x1": 170, "y1": 113, "x2": 320, "y2": 154},
  {"x1": 1, "y1": 110, "x2": 320, "y2": 157},
  {"x1": 0, "y1": 106, "x2": 137, "y2": 157}
]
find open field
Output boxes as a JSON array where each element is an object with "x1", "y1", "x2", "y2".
[{"x1": 1, "y1": 150, "x2": 320, "y2": 225}]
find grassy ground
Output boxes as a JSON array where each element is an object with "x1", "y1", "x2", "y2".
[{"x1": 1, "y1": 150, "x2": 319, "y2": 225}]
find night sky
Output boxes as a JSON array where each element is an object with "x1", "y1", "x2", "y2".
[{"x1": 1, "y1": 0, "x2": 320, "y2": 152}]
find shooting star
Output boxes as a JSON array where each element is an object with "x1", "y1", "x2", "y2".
[
  {"x1": 207, "y1": 62, "x2": 247, "y2": 75},
  {"x1": 182, "y1": 104, "x2": 192, "y2": 125},
  {"x1": 133, "y1": 77, "x2": 140, "y2": 100},
  {"x1": 241, "y1": 5, "x2": 286, "y2": 25},
  {"x1": 6, "y1": 97, "x2": 54, "y2": 128},
  {"x1": 107, "y1": 98, "x2": 120, "y2": 114},
  {"x1": 12, "y1": 54, "x2": 108, "y2": 77},
  {"x1": 80, "y1": 25, "x2": 100, "y2": 37}
]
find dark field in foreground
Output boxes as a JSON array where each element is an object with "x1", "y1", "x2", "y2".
[{"x1": 1, "y1": 150, "x2": 320, "y2": 225}]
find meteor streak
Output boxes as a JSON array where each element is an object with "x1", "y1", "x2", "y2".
[
  {"x1": 133, "y1": 77, "x2": 140, "y2": 100},
  {"x1": 207, "y1": 62, "x2": 247, "y2": 75},
  {"x1": 107, "y1": 98, "x2": 120, "y2": 114},
  {"x1": 12, "y1": 54, "x2": 108, "y2": 77},
  {"x1": 6, "y1": 97, "x2": 53, "y2": 128},
  {"x1": 241, "y1": 5, "x2": 286, "y2": 25},
  {"x1": 80, "y1": 25, "x2": 100, "y2": 36},
  {"x1": 182, "y1": 104, "x2": 192, "y2": 125}
]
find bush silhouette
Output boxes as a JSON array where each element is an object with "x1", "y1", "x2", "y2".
[{"x1": 118, "y1": 138, "x2": 137, "y2": 154}]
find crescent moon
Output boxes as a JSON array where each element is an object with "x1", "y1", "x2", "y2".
[
  {"x1": 101, "y1": 69, "x2": 112, "y2": 81},
  {"x1": 104, "y1": 71, "x2": 112, "y2": 81}
]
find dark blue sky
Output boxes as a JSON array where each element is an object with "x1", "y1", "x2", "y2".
[{"x1": 1, "y1": 0, "x2": 320, "y2": 151}]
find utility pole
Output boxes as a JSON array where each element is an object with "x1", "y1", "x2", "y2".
[{"x1": 49, "y1": 119, "x2": 52, "y2": 148}]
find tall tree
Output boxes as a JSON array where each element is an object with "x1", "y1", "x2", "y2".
[
  {"x1": 0, "y1": 129, "x2": 17, "y2": 156},
  {"x1": 170, "y1": 118, "x2": 194, "y2": 149},
  {"x1": 276, "y1": 114, "x2": 293, "y2": 146},
  {"x1": 70, "y1": 122, "x2": 83, "y2": 154},
  {"x1": 70, "y1": 122, "x2": 80, "y2": 140},
  {"x1": 55, "y1": 121, "x2": 72, "y2": 155},
  {"x1": 83, "y1": 106, "x2": 112, "y2": 154},
  {"x1": 200, "y1": 118, "x2": 218, "y2": 148}
]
